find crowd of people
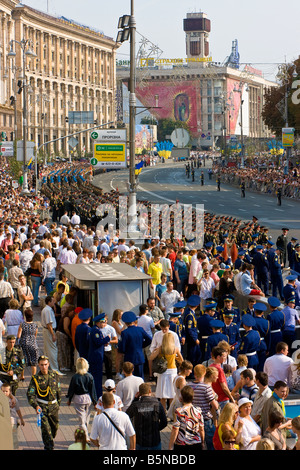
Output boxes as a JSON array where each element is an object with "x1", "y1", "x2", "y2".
[{"x1": 0, "y1": 156, "x2": 299, "y2": 452}]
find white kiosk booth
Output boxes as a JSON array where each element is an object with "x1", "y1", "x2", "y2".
[{"x1": 61, "y1": 263, "x2": 151, "y2": 323}]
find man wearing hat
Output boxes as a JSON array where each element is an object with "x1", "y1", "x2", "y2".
[
  {"x1": 283, "y1": 275, "x2": 300, "y2": 307},
  {"x1": 204, "y1": 319, "x2": 228, "y2": 362},
  {"x1": 252, "y1": 245, "x2": 269, "y2": 296},
  {"x1": 219, "y1": 294, "x2": 241, "y2": 328},
  {"x1": 197, "y1": 302, "x2": 218, "y2": 359},
  {"x1": 118, "y1": 311, "x2": 152, "y2": 380},
  {"x1": 238, "y1": 314, "x2": 260, "y2": 371},
  {"x1": 253, "y1": 303, "x2": 270, "y2": 370},
  {"x1": 266, "y1": 297, "x2": 285, "y2": 357},
  {"x1": 222, "y1": 310, "x2": 241, "y2": 360},
  {"x1": 184, "y1": 295, "x2": 201, "y2": 366},
  {"x1": 75, "y1": 308, "x2": 93, "y2": 360},
  {"x1": 169, "y1": 301, "x2": 186, "y2": 347},
  {"x1": 88, "y1": 313, "x2": 111, "y2": 399},
  {"x1": 0, "y1": 335, "x2": 25, "y2": 395},
  {"x1": 276, "y1": 228, "x2": 289, "y2": 267},
  {"x1": 287, "y1": 237, "x2": 298, "y2": 270},
  {"x1": 268, "y1": 247, "x2": 284, "y2": 301},
  {"x1": 294, "y1": 243, "x2": 300, "y2": 274},
  {"x1": 281, "y1": 297, "x2": 300, "y2": 352}
]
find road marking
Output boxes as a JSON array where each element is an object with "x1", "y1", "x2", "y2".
[
  {"x1": 274, "y1": 209, "x2": 284, "y2": 212},
  {"x1": 239, "y1": 209, "x2": 247, "y2": 211},
  {"x1": 219, "y1": 204, "x2": 224, "y2": 206},
  {"x1": 254, "y1": 204, "x2": 260, "y2": 207}
]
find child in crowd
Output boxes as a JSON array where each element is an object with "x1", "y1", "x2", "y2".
[
  {"x1": 96, "y1": 379, "x2": 123, "y2": 414},
  {"x1": 1, "y1": 382, "x2": 25, "y2": 449}
]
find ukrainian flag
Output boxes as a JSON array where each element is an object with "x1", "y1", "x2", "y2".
[
  {"x1": 27, "y1": 157, "x2": 33, "y2": 170},
  {"x1": 135, "y1": 160, "x2": 144, "y2": 176}
]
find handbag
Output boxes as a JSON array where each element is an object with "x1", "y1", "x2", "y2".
[
  {"x1": 152, "y1": 355, "x2": 168, "y2": 374},
  {"x1": 102, "y1": 411, "x2": 125, "y2": 440}
]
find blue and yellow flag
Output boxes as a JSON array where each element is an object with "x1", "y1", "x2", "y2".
[
  {"x1": 135, "y1": 160, "x2": 144, "y2": 176},
  {"x1": 27, "y1": 157, "x2": 33, "y2": 170}
]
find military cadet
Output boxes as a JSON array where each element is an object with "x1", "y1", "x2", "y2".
[
  {"x1": 294, "y1": 243, "x2": 300, "y2": 274},
  {"x1": 252, "y1": 245, "x2": 269, "y2": 296},
  {"x1": 234, "y1": 250, "x2": 245, "y2": 270},
  {"x1": 184, "y1": 295, "x2": 201, "y2": 366},
  {"x1": 276, "y1": 228, "x2": 289, "y2": 267},
  {"x1": 201, "y1": 171, "x2": 204, "y2": 186},
  {"x1": 204, "y1": 319, "x2": 228, "y2": 362},
  {"x1": 197, "y1": 302, "x2": 218, "y2": 359},
  {"x1": 266, "y1": 297, "x2": 285, "y2": 357},
  {"x1": 283, "y1": 274, "x2": 300, "y2": 307},
  {"x1": 287, "y1": 237, "x2": 298, "y2": 270},
  {"x1": 118, "y1": 311, "x2": 152, "y2": 380},
  {"x1": 242, "y1": 298, "x2": 256, "y2": 317},
  {"x1": 216, "y1": 175, "x2": 221, "y2": 191},
  {"x1": 276, "y1": 186, "x2": 282, "y2": 206},
  {"x1": 239, "y1": 241, "x2": 252, "y2": 263},
  {"x1": 253, "y1": 302, "x2": 270, "y2": 371},
  {"x1": 240, "y1": 181, "x2": 245, "y2": 198},
  {"x1": 221, "y1": 312, "x2": 241, "y2": 360},
  {"x1": 88, "y1": 313, "x2": 111, "y2": 399},
  {"x1": 168, "y1": 301, "x2": 186, "y2": 346},
  {"x1": 27, "y1": 355, "x2": 61, "y2": 451},
  {"x1": 74, "y1": 308, "x2": 93, "y2": 361},
  {"x1": 191, "y1": 167, "x2": 195, "y2": 182},
  {"x1": 269, "y1": 247, "x2": 284, "y2": 300},
  {"x1": 219, "y1": 294, "x2": 241, "y2": 328},
  {"x1": 238, "y1": 314, "x2": 260, "y2": 371},
  {"x1": 0, "y1": 335, "x2": 25, "y2": 395}
]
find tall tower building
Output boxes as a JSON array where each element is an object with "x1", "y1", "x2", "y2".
[{"x1": 183, "y1": 12, "x2": 211, "y2": 60}]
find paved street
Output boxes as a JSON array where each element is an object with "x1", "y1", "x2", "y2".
[{"x1": 94, "y1": 160, "x2": 300, "y2": 241}]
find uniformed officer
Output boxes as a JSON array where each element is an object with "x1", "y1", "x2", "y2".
[
  {"x1": 221, "y1": 312, "x2": 241, "y2": 359},
  {"x1": 266, "y1": 296, "x2": 285, "y2": 357},
  {"x1": 253, "y1": 302, "x2": 270, "y2": 371},
  {"x1": 88, "y1": 313, "x2": 111, "y2": 399},
  {"x1": 269, "y1": 247, "x2": 284, "y2": 300},
  {"x1": 283, "y1": 274, "x2": 300, "y2": 307},
  {"x1": 216, "y1": 175, "x2": 221, "y2": 191},
  {"x1": 282, "y1": 297, "x2": 300, "y2": 352},
  {"x1": 0, "y1": 335, "x2": 25, "y2": 395},
  {"x1": 184, "y1": 295, "x2": 201, "y2": 366},
  {"x1": 27, "y1": 355, "x2": 61, "y2": 450},
  {"x1": 287, "y1": 237, "x2": 298, "y2": 270},
  {"x1": 240, "y1": 181, "x2": 245, "y2": 198},
  {"x1": 219, "y1": 294, "x2": 241, "y2": 327},
  {"x1": 74, "y1": 308, "x2": 93, "y2": 360},
  {"x1": 201, "y1": 171, "x2": 204, "y2": 186},
  {"x1": 191, "y1": 167, "x2": 195, "y2": 182},
  {"x1": 276, "y1": 228, "x2": 289, "y2": 267},
  {"x1": 238, "y1": 314, "x2": 261, "y2": 371},
  {"x1": 252, "y1": 245, "x2": 269, "y2": 296},
  {"x1": 242, "y1": 298, "x2": 257, "y2": 318},
  {"x1": 118, "y1": 311, "x2": 152, "y2": 379},
  {"x1": 197, "y1": 302, "x2": 218, "y2": 359},
  {"x1": 169, "y1": 300, "x2": 186, "y2": 347},
  {"x1": 204, "y1": 319, "x2": 228, "y2": 361}
]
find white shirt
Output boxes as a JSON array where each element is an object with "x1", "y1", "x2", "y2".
[
  {"x1": 41, "y1": 305, "x2": 57, "y2": 330},
  {"x1": 115, "y1": 375, "x2": 144, "y2": 412},
  {"x1": 137, "y1": 315, "x2": 155, "y2": 338},
  {"x1": 160, "y1": 290, "x2": 181, "y2": 314},
  {"x1": 70, "y1": 214, "x2": 81, "y2": 225},
  {"x1": 263, "y1": 353, "x2": 294, "y2": 386},
  {"x1": 90, "y1": 408, "x2": 135, "y2": 450},
  {"x1": 100, "y1": 325, "x2": 116, "y2": 351},
  {"x1": 150, "y1": 329, "x2": 181, "y2": 353}
]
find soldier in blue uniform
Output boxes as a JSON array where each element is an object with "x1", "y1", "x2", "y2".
[
  {"x1": 221, "y1": 312, "x2": 241, "y2": 360},
  {"x1": 268, "y1": 247, "x2": 284, "y2": 300},
  {"x1": 74, "y1": 308, "x2": 92, "y2": 360},
  {"x1": 253, "y1": 302, "x2": 270, "y2": 371},
  {"x1": 204, "y1": 319, "x2": 228, "y2": 361},
  {"x1": 239, "y1": 241, "x2": 252, "y2": 263},
  {"x1": 197, "y1": 302, "x2": 218, "y2": 359},
  {"x1": 252, "y1": 245, "x2": 269, "y2": 296},
  {"x1": 287, "y1": 237, "x2": 298, "y2": 270},
  {"x1": 283, "y1": 274, "x2": 300, "y2": 307},
  {"x1": 266, "y1": 296, "x2": 285, "y2": 357},
  {"x1": 242, "y1": 298, "x2": 257, "y2": 317},
  {"x1": 238, "y1": 314, "x2": 261, "y2": 371},
  {"x1": 88, "y1": 313, "x2": 111, "y2": 399},
  {"x1": 234, "y1": 250, "x2": 245, "y2": 270},
  {"x1": 219, "y1": 294, "x2": 241, "y2": 327},
  {"x1": 184, "y1": 295, "x2": 201, "y2": 366},
  {"x1": 169, "y1": 300, "x2": 186, "y2": 346},
  {"x1": 293, "y1": 244, "x2": 300, "y2": 274}
]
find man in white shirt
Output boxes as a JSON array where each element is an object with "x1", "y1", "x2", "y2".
[
  {"x1": 90, "y1": 392, "x2": 135, "y2": 450},
  {"x1": 42, "y1": 250, "x2": 57, "y2": 295},
  {"x1": 149, "y1": 319, "x2": 181, "y2": 353},
  {"x1": 117, "y1": 239, "x2": 129, "y2": 255},
  {"x1": 70, "y1": 211, "x2": 81, "y2": 226},
  {"x1": 60, "y1": 211, "x2": 70, "y2": 226},
  {"x1": 115, "y1": 362, "x2": 144, "y2": 412},
  {"x1": 19, "y1": 242, "x2": 33, "y2": 273},
  {"x1": 41, "y1": 296, "x2": 64, "y2": 376},
  {"x1": 160, "y1": 281, "x2": 181, "y2": 318},
  {"x1": 99, "y1": 238, "x2": 110, "y2": 257},
  {"x1": 263, "y1": 341, "x2": 294, "y2": 387}
]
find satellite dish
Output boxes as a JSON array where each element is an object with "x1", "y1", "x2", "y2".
[{"x1": 171, "y1": 128, "x2": 190, "y2": 148}]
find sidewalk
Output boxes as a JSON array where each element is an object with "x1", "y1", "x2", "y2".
[{"x1": 14, "y1": 300, "x2": 172, "y2": 451}]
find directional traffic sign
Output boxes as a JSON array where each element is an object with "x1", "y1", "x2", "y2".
[{"x1": 91, "y1": 131, "x2": 99, "y2": 140}]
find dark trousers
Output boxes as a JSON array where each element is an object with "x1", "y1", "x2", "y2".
[
  {"x1": 0, "y1": 297, "x2": 11, "y2": 319},
  {"x1": 104, "y1": 350, "x2": 113, "y2": 379}
]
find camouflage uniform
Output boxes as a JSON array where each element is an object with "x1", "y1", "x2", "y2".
[
  {"x1": 0, "y1": 346, "x2": 25, "y2": 395},
  {"x1": 27, "y1": 370, "x2": 61, "y2": 450}
]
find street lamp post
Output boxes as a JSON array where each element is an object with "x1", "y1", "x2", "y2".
[
  {"x1": 8, "y1": 39, "x2": 37, "y2": 195},
  {"x1": 233, "y1": 82, "x2": 248, "y2": 168}
]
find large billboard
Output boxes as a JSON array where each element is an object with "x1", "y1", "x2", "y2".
[{"x1": 134, "y1": 80, "x2": 201, "y2": 138}]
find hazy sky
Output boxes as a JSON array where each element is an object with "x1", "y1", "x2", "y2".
[{"x1": 22, "y1": 0, "x2": 299, "y2": 81}]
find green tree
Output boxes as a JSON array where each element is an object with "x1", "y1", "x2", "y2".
[{"x1": 156, "y1": 118, "x2": 190, "y2": 143}]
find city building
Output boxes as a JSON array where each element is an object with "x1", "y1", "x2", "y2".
[
  {"x1": 117, "y1": 11, "x2": 278, "y2": 150},
  {"x1": 0, "y1": 0, "x2": 118, "y2": 157}
]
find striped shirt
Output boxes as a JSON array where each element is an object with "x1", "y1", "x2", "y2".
[{"x1": 189, "y1": 381, "x2": 216, "y2": 420}]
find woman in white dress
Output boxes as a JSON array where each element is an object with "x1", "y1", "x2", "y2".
[
  {"x1": 148, "y1": 332, "x2": 183, "y2": 411},
  {"x1": 167, "y1": 360, "x2": 193, "y2": 421},
  {"x1": 234, "y1": 397, "x2": 262, "y2": 450},
  {"x1": 3, "y1": 299, "x2": 24, "y2": 338}
]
